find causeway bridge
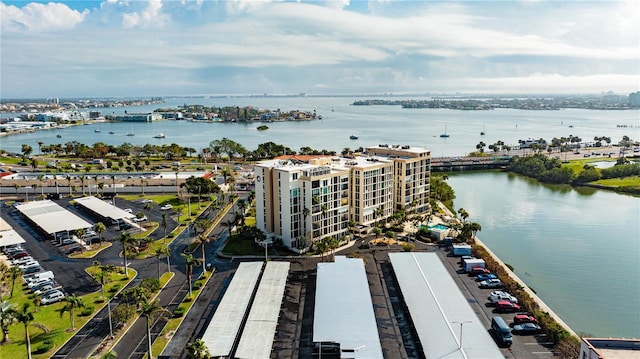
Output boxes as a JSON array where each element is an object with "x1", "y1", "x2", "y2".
[{"x1": 430, "y1": 156, "x2": 511, "y2": 172}]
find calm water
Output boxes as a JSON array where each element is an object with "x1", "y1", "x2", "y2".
[
  {"x1": 2, "y1": 97, "x2": 639, "y2": 337},
  {"x1": 448, "y1": 171, "x2": 640, "y2": 338},
  {"x1": 1, "y1": 97, "x2": 639, "y2": 157}
]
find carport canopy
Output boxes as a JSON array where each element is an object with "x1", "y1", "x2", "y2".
[
  {"x1": 74, "y1": 196, "x2": 135, "y2": 221},
  {"x1": 15, "y1": 200, "x2": 93, "y2": 235},
  {"x1": 0, "y1": 230, "x2": 26, "y2": 247}
]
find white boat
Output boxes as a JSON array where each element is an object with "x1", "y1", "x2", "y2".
[
  {"x1": 126, "y1": 132, "x2": 135, "y2": 136},
  {"x1": 349, "y1": 134, "x2": 359, "y2": 140},
  {"x1": 153, "y1": 133, "x2": 165, "y2": 139}
]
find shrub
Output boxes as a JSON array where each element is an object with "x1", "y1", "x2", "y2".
[
  {"x1": 80, "y1": 306, "x2": 95, "y2": 316},
  {"x1": 140, "y1": 278, "x2": 160, "y2": 293},
  {"x1": 109, "y1": 284, "x2": 121, "y2": 293},
  {"x1": 33, "y1": 341, "x2": 54, "y2": 354},
  {"x1": 173, "y1": 307, "x2": 186, "y2": 317}
]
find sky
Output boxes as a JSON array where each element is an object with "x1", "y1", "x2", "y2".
[{"x1": 1, "y1": 0, "x2": 638, "y2": 98}]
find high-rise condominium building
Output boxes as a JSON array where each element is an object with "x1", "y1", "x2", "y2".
[{"x1": 254, "y1": 145, "x2": 430, "y2": 252}]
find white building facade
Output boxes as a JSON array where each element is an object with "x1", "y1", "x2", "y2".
[{"x1": 255, "y1": 145, "x2": 431, "y2": 251}]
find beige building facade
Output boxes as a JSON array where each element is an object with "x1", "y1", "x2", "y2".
[{"x1": 254, "y1": 145, "x2": 431, "y2": 251}]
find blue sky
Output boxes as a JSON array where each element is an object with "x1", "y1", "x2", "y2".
[{"x1": 1, "y1": 0, "x2": 638, "y2": 98}]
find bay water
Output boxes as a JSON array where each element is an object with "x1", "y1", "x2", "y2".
[
  {"x1": 448, "y1": 171, "x2": 639, "y2": 338},
  {"x1": 1, "y1": 97, "x2": 639, "y2": 337}
]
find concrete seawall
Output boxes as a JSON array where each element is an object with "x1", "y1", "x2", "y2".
[
  {"x1": 436, "y1": 201, "x2": 577, "y2": 338},
  {"x1": 473, "y1": 236, "x2": 577, "y2": 338}
]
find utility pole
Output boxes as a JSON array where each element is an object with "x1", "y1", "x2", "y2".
[{"x1": 452, "y1": 320, "x2": 472, "y2": 350}]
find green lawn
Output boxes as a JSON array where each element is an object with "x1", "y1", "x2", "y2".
[
  {"x1": 0, "y1": 268, "x2": 135, "y2": 359},
  {"x1": 593, "y1": 175, "x2": 640, "y2": 188}
]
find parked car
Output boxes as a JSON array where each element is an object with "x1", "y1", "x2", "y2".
[
  {"x1": 479, "y1": 278, "x2": 503, "y2": 289},
  {"x1": 160, "y1": 204, "x2": 173, "y2": 210},
  {"x1": 495, "y1": 300, "x2": 521, "y2": 313},
  {"x1": 469, "y1": 267, "x2": 491, "y2": 277},
  {"x1": 22, "y1": 265, "x2": 42, "y2": 274},
  {"x1": 133, "y1": 216, "x2": 147, "y2": 222},
  {"x1": 9, "y1": 251, "x2": 29, "y2": 260},
  {"x1": 139, "y1": 199, "x2": 153, "y2": 204},
  {"x1": 476, "y1": 273, "x2": 498, "y2": 282},
  {"x1": 28, "y1": 278, "x2": 54, "y2": 290},
  {"x1": 11, "y1": 256, "x2": 34, "y2": 266},
  {"x1": 488, "y1": 291, "x2": 519, "y2": 304},
  {"x1": 124, "y1": 208, "x2": 133, "y2": 213},
  {"x1": 513, "y1": 322, "x2": 542, "y2": 335},
  {"x1": 41, "y1": 290, "x2": 65, "y2": 305},
  {"x1": 513, "y1": 313, "x2": 539, "y2": 325}
]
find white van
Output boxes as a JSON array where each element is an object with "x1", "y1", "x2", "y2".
[{"x1": 24, "y1": 271, "x2": 54, "y2": 283}]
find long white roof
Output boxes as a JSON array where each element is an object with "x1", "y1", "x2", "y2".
[
  {"x1": 201, "y1": 261, "x2": 263, "y2": 357},
  {"x1": 15, "y1": 200, "x2": 93, "y2": 235},
  {"x1": 235, "y1": 261, "x2": 290, "y2": 359},
  {"x1": 314, "y1": 256, "x2": 383, "y2": 359},
  {"x1": 389, "y1": 252, "x2": 503, "y2": 359},
  {"x1": 74, "y1": 196, "x2": 135, "y2": 220}
]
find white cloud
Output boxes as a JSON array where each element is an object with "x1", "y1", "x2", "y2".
[
  {"x1": 0, "y1": 2, "x2": 88, "y2": 32},
  {"x1": 0, "y1": 0, "x2": 637, "y2": 97},
  {"x1": 121, "y1": 0, "x2": 168, "y2": 28}
]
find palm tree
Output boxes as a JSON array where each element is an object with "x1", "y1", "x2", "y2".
[
  {"x1": 94, "y1": 222, "x2": 106, "y2": 243},
  {"x1": 37, "y1": 175, "x2": 45, "y2": 198},
  {"x1": 372, "y1": 227, "x2": 382, "y2": 239},
  {"x1": 181, "y1": 253, "x2": 201, "y2": 298},
  {"x1": 328, "y1": 238, "x2": 340, "y2": 261},
  {"x1": 316, "y1": 240, "x2": 329, "y2": 262},
  {"x1": 160, "y1": 245, "x2": 171, "y2": 272},
  {"x1": 7, "y1": 266, "x2": 22, "y2": 298},
  {"x1": 66, "y1": 174, "x2": 73, "y2": 196},
  {"x1": 79, "y1": 175, "x2": 86, "y2": 195},
  {"x1": 111, "y1": 174, "x2": 117, "y2": 199},
  {"x1": 94, "y1": 264, "x2": 116, "y2": 299},
  {"x1": 15, "y1": 303, "x2": 49, "y2": 359},
  {"x1": 116, "y1": 231, "x2": 134, "y2": 276},
  {"x1": 154, "y1": 248, "x2": 164, "y2": 279},
  {"x1": 186, "y1": 338, "x2": 210, "y2": 359},
  {"x1": 457, "y1": 208, "x2": 469, "y2": 224},
  {"x1": 59, "y1": 293, "x2": 85, "y2": 331},
  {"x1": 0, "y1": 303, "x2": 17, "y2": 344},
  {"x1": 197, "y1": 234, "x2": 210, "y2": 273},
  {"x1": 161, "y1": 212, "x2": 168, "y2": 242},
  {"x1": 140, "y1": 300, "x2": 170, "y2": 359}
]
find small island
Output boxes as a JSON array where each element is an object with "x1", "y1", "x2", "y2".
[{"x1": 257, "y1": 125, "x2": 269, "y2": 131}]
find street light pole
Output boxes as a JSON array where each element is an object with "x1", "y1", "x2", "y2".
[
  {"x1": 452, "y1": 320, "x2": 472, "y2": 350},
  {"x1": 107, "y1": 296, "x2": 115, "y2": 338}
]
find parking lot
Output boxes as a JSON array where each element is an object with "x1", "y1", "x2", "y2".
[{"x1": 438, "y1": 248, "x2": 556, "y2": 358}]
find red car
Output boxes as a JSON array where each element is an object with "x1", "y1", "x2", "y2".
[
  {"x1": 496, "y1": 301, "x2": 521, "y2": 313},
  {"x1": 514, "y1": 313, "x2": 539, "y2": 325}
]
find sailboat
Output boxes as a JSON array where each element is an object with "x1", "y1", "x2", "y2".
[
  {"x1": 95, "y1": 126, "x2": 101, "y2": 133},
  {"x1": 480, "y1": 121, "x2": 486, "y2": 136},
  {"x1": 439, "y1": 124, "x2": 450, "y2": 138},
  {"x1": 153, "y1": 133, "x2": 165, "y2": 139},
  {"x1": 125, "y1": 126, "x2": 135, "y2": 136}
]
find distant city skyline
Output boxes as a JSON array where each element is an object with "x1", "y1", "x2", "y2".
[{"x1": 1, "y1": 0, "x2": 638, "y2": 98}]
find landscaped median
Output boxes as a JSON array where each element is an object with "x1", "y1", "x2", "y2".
[
  {"x1": 0, "y1": 267, "x2": 135, "y2": 359},
  {"x1": 90, "y1": 271, "x2": 175, "y2": 358},
  {"x1": 149, "y1": 270, "x2": 214, "y2": 358}
]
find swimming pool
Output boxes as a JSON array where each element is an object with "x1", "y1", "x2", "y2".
[{"x1": 421, "y1": 223, "x2": 449, "y2": 231}]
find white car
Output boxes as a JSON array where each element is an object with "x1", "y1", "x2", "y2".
[
  {"x1": 160, "y1": 204, "x2": 173, "y2": 210},
  {"x1": 124, "y1": 208, "x2": 133, "y2": 213},
  {"x1": 139, "y1": 199, "x2": 153, "y2": 204},
  {"x1": 133, "y1": 216, "x2": 147, "y2": 222},
  {"x1": 41, "y1": 290, "x2": 65, "y2": 305},
  {"x1": 488, "y1": 291, "x2": 518, "y2": 304},
  {"x1": 478, "y1": 278, "x2": 503, "y2": 289}
]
